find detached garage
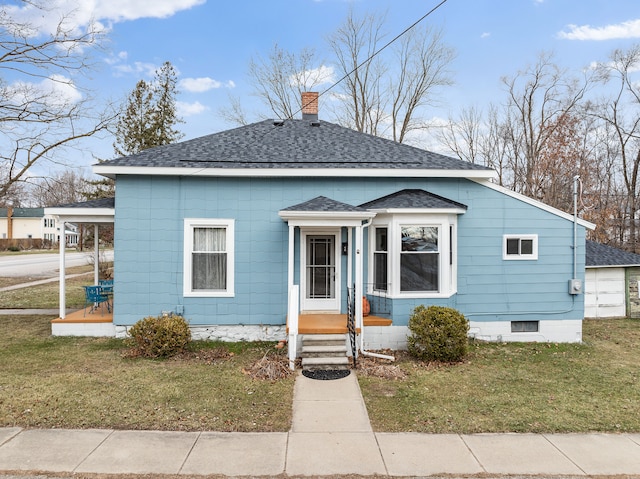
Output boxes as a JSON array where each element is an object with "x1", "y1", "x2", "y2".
[{"x1": 585, "y1": 240, "x2": 640, "y2": 319}]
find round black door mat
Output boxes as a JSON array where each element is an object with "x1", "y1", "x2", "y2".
[{"x1": 302, "y1": 369, "x2": 351, "y2": 380}]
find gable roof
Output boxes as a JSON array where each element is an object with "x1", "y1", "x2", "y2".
[
  {"x1": 94, "y1": 119, "x2": 495, "y2": 180},
  {"x1": 282, "y1": 196, "x2": 370, "y2": 213},
  {"x1": 586, "y1": 240, "x2": 640, "y2": 268},
  {"x1": 360, "y1": 189, "x2": 467, "y2": 211}
]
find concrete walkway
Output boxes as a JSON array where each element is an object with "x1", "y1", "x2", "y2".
[
  {"x1": 0, "y1": 272, "x2": 91, "y2": 293},
  {"x1": 1, "y1": 371, "x2": 640, "y2": 477}
]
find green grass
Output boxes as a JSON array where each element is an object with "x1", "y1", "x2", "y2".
[
  {"x1": 359, "y1": 318, "x2": 640, "y2": 433},
  {"x1": 0, "y1": 315, "x2": 294, "y2": 431},
  {"x1": 0, "y1": 273, "x2": 90, "y2": 308},
  {"x1": 2, "y1": 272, "x2": 639, "y2": 434}
]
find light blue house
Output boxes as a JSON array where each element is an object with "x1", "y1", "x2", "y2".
[{"x1": 57, "y1": 93, "x2": 594, "y2": 352}]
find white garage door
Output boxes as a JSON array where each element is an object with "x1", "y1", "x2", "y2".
[{"x1": 585, "y1": 267, "x2": 626, "y2": 318}]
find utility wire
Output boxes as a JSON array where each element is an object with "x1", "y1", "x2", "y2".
[
  {"x1": 294, "y1": 0, "x2": 450, "y2": 120},
  {"x1": 186, "y1": 0, "x2": 450, "y2": 170}
]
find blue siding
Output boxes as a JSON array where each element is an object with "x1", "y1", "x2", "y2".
[{"x1": 113, "y1": 176, "x2": 586, "y2": 327}]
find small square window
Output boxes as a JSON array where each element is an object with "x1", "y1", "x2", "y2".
[
  {"x1": 511, "y1": 321, "x2": 539, "y2": 333},
  {"x1": 503, "y1": 235, "x2": 538, "y2": 260}
]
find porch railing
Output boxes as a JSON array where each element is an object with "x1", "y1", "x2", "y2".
[
  {"x1": 287, "y1": 284, "x2": 299, "y2": 370},
  {"x1": 347, "y1": 285, "x2": 357, "y2": 368},
  {"x1": 364, "y1": 283, "x2": 391, "y2": 317}
]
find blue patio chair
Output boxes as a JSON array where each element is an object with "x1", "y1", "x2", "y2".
[
  {"x1": 98, "y1": 279, "x2": 114, "y2": 293},
  {"x1": 83, "y1": 285, "x2": 110, "y2": 316}
]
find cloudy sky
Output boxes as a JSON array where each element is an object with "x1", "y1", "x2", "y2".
[{"x1": 4, "y1": 0, "x2": 640, "y2": 173}]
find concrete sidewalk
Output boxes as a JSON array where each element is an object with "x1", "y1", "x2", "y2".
[{"x1": 1, "y1": 371, "x2": 640, "y2": 477}]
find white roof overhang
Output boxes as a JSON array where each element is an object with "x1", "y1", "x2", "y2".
[
  {"x1": 93, "y1": 165, "x2": 498, "y2": 180},
  {"x1": 278, "y1": 210, "x2": 376, "y2": 227},
  {"x1": 44, "y1": 207, "x2": 114, "y2": 224}
]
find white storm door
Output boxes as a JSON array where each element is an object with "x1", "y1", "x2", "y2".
[{"x1": 301, "y1": 233, "x2": 340, "y2": 311}]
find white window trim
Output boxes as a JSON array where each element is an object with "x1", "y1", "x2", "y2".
[
  {"x1": 503, "y1": 234, "x2": 538, "y2": 260},
  {"x1": 368, "y1": 213, "x2": 457, "y2": 299},
  {"x1": 183, "y1": 218, "x2": 235, "y2": 297}
]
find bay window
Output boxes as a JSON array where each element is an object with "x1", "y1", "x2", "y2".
[{"x1": 369, "y1": 214, "x2": 457, "y2": 298}]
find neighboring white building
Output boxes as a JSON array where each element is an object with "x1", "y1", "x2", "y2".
[
  {"x1": 0, "y1": 207, "x2": 78, "y2": 245},
  {"x1": 585, "y1": 240, "x2": 640, "y2": 319}
]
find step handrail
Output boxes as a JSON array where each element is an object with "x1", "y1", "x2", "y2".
[{"x1": 287, "y1": 284, "x2": 299, "y2": 370}]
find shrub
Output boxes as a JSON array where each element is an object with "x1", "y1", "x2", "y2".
[
  {"x1": 127, "y1": 314, "x2": 191, "y2": 358},
  {"x1": 407, "y1": 305, "x2": 469, "y2": 362}
]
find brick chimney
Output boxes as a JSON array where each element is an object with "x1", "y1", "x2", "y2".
[{"x1": 301, "y1": 92, "x2": 319, "y2": 121}]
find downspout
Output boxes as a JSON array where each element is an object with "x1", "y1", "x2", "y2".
[
  {"x1": 573, "y1": 176, "x2": 579, "y2": 280},
  {"x1": 358, "y1": 218, "x2": 395, "y2": 362}
]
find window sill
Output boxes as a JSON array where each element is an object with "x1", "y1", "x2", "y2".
[{"x1": 183, "y1": 291, "x2": 235, "y2": 298}]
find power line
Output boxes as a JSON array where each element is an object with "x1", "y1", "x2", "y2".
[
  {"x1": 293, "y1": 0, "x2": 450, "y2": 121},
  {"x1": 186, "y1": 0, "x2": 451, "y2": 171}
]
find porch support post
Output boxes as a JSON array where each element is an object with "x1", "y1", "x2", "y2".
[
  {"x1": 94, "y1": 224, "x2": 99, "y2": 285},
  {"x1": 287, "y1": 224, "x2": 295, "y2": 289},
  {"x1": 355, "y1": 223, "x2": 363, "y2": 330},
  {"x1": 347, "y1": 227, "x2": 353, "y2": 291},
  {"x1": 58, "y1": 220, "x2": 66, "y2": 319}
]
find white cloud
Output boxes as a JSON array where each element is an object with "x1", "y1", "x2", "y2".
[
  {"x1": 112, "y1": 61, "x2": 159, "y2": 78},
  {"x1": 179, "y1": 77, "x2": 235, "y2": 93},
  {"x1": 1, "y1": 0, "x2": 205, "y2": 38},
  {"x1": 480, "y1": 32, "x2": 491, "y2": 39},
  {"x1": 105, "y1": 51, "x2": 128, "y2": 65},
  {"x1": 289, "y1": 65, "x2": 336, "y2": 89},
  {"x1": 5, "y1": 74, "x2": 82, "y2": 109},
  {"x1": 559, "y1": 18, "x2": 640, "y2": 41},
  {"x1": 177, "y1": 100, "x2": 208, "y2": 117}
]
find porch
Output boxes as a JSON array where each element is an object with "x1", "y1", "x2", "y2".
[
  {"x1": 51, "y1": 308, "x2": 115, "y2": 337},
  {"x1": 289, "y1": 313, "x2": 393, "y2": 334}
]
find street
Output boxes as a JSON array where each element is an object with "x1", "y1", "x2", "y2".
[{"x1": 0, "y1": 251, "x2": 114, "y2": 278}]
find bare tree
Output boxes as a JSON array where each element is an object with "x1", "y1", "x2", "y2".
[
  {"x1": 227, "y1": 9, "x2": 454, "y2": 142},
  {"x1": 245, "y1": 44, "x2": 328, "y2": 120},
  {"x1": 439, "y1": 106, "x2": 484, "y2": 165},
  {"x1": 328, "y1": 10, "x2": 388, "y2": 136},
  {"x1": 0, "y1": 1, "x2": 115, "y2": 199},
  {"x1": 501, "y1": 52, "x2": 591, "y2": 199},
  {"x1": 591, "y1": 44, "x2": 640, "y2": 251},
  {"x1": 388, "y1": 26, "x2": 454, "y2": 143},
  {"x1": 29, "y1": 169, "x2": 92, "y2": 206}
]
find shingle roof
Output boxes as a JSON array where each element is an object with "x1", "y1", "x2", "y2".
[
  {"x1": 359, "y1": 189, "x2": 467, "y2": 210},
  {"x1": 282, "y1": 196, "x2": 369, "y2": 212},
  {"x1": 100, "y1": 119, "x2": 492, "y2": 172},
  {"x1": 54, "y1": 198, "x2": 115, "y2": 209},
  {"x1": 0, "y1": 207, "x2": 44, "y2": 218},
  {"x1": 586, "y1": 240, "x2": 640, "y2": 267}
]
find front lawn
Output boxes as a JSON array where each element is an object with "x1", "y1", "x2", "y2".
[
  {"x1": 0, "y1": 315, "x2": 294, "y2": 432},
  {"x1": 359, "y1": 318, "x2": 640, "y2": 433},
  {"x1": 1, "y1": 313, "x2": 638, "y2": 433}
]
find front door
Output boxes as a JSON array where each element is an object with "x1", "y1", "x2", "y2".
[{"x1": 302, "y1": 233, "x2": 340, "y2": 311}]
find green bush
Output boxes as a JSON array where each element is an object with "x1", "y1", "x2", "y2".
[
  {"x1": 407, "y1": 305, "x2": 469, "y2": 362},
  {"x1": 127, "y1": 314, "x2": 191, "y2": 358}
]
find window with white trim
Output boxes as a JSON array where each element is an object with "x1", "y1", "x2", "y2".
[
  {"x1": 400, "y1": 226, "x2": 439, "y2": 292},
  {"x1": 503, "y1": 234, "x2": 538, "y2": 260},
  {"x1": 184, "y1": 219, "x2": 234, "y2": 297},
  {"x1": 369, "y1": 214, "x2": 458, "y2": 299},
  {"x1": 373, "y1": 227, "x2": 388, "y2": 292}
]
